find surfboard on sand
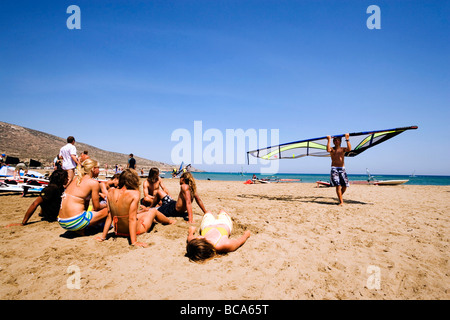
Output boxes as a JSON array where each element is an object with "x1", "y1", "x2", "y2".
[
  {"x1": 0, "y1": 181, "x2": 44, "y2": 194},
  {"x1": 374, "y1": 179, "x2": 409, "y2": 186},
  {"x1": 316, "y1": 180, "x2": 331, "y2": 188}
]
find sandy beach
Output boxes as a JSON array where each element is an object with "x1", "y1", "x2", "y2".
[{"x1": 0, "y1": 179, "x2": 449, "y2": 300}]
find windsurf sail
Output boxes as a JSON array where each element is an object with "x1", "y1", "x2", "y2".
[
  {"x1": 177, "y1": 162, "x2": 184, "y2": 175},
  {"x1": 247, "y1": 125, "x2": 418, "y2": 162}
]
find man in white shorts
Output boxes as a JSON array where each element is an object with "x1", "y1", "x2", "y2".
[{"x1": 59, "y1": 136, "x2": 79, "y2": 187}]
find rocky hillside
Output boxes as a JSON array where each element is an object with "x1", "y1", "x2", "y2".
[{"x1": 0, "y1": 121, "x2": 173, "y2": 170}]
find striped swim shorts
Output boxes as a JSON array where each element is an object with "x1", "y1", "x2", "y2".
[{"x1": 58, "y1": 211, "x2": 93, "y2": 231}]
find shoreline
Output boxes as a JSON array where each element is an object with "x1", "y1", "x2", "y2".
[
  {"x1": 186, "y1": 172, "x2": 450, "y2": 186},
  {"x1": 1, "y1": 180, "x2": 449, "y2": 300},
  {"x1": 3, "y1": 167, "x2": 449, "y2": 185}
]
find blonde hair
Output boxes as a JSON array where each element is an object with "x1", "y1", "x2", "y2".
[
  {"x1": 181, "y1": 172, "x2": 197, "y2": 195},
  {"x1": 76, "y1": 158, "x2": 99, "y2": 185}
]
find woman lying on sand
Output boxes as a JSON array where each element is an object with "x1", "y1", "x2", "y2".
[
  {"x1": 57, "y1": 159, "x2": 108, "y2": 233},
  {"x1": 95, "y1": 169, "x2": 176, "y2": 248},
  {"x1": 186, "y1": 210, "x2": 251, "y2": 261}
]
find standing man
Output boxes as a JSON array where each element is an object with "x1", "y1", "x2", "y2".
[
  {"x1": 326, "y1": 133, "x2": 351, "y2": 205},
  {"x1": 59, "y1": 136, "x2": 80, "y2": 187},
  {"x1": 128, "y1": 153, "x2": 136, "y2": 170}
]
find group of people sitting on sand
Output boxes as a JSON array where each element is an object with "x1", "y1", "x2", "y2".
[
  {"x1": 10, "y1": 159, "x2": 251, "y2": 261},
  {"x1": 8, "y1": 132, "x2": 354, "y2": 262}
]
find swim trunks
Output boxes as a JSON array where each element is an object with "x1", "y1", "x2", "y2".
[
  {"x1": 58, "y1": 211, "x2": 93, "y2": 231},
  {"x1": 15, "y1": 163, "x2": 27, "y2": 171},
  {"x1": 330, "y1": 166, "x2": 349, "y2": 187},
  {"x1": 200, "y1": 211, "x2": 233, "y2": 234},
  {"x1": 157, "y1": 199, "x2": 186, "y2": 218},
  {"x1": 140, "y1": 194, "x2": 173, "y2": 206},
  {"x1": 200, "y1": 211, "x2": 233, "y2": 248}
]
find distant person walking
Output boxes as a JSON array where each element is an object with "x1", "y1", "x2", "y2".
[
  {"x1": 128, "y1": 153, "x2": 136, "y2": 170},
  {"x1": 59, "y1": 136, "x2": 80, "y2": 187}
]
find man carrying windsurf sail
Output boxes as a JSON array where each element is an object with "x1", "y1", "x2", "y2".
[
  {"x1": 326, "y1": 133, "x2": 351, "y2": 206},
  {"x1": 246, "y1": 125, "x2": 418, "y2": 203}
]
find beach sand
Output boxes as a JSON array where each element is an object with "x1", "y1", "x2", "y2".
[{"x1": 0, "y1": 179, "x2": 449, "y2": 300}]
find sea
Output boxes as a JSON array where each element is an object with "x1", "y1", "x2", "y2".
[{"x1": 165, "y1": 171, "x2": 450, "y2": 186}]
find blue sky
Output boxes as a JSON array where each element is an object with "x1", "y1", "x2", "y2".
[{"x1": 1, "y1": 1, "x2": 449, "y2": 175}]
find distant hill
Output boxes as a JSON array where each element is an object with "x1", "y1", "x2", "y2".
[{"x1": 0, "y1": 121, "x2": 175, "y2": 171}]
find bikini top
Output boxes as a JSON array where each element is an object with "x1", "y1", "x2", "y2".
[
  {"x1": 60, "y1": 192, "x2": 91, "y2": 209},
  {"x1": 61, "y1": 192, "x2": 86, "y2": 201},
  {"x1": 201, "y1": 226, "x2": 229, "y2": 248},
  {"x1": 112, "y1": 214, "x2": 133, "y2": 237},
  {"x1": 109, "y1": 188, "x2": 139, "y2": 237}
]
